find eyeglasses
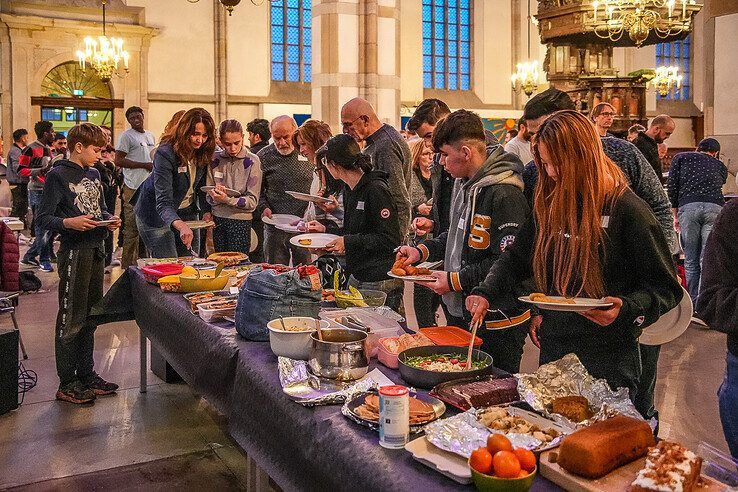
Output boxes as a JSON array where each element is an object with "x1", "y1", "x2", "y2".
[{"x1": 341, "y1": 116, "x2": 364, "y2": 129}]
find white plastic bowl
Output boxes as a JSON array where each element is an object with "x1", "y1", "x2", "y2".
[{"x1": 267, "y1": 317, "x2": 331, "y2": 360}]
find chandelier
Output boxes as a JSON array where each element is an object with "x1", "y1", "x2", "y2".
[
  {"x1": 76, "y1": 1, "x2": 129, "y2": 83},
  {"x1": 586, "y1": 0, "x2": 701, "y2": 47},
  {"x1": 512, "y1": 61, "x2": 541, "y2": 97},
  {"x1": 650, "y1": 65, "x2": 683, "y2": 96},
  {"x1": 512, "y1": 0, "x2": 540, "y2": 97},
  {"x1": 187, "y1": 0, "x2": 244, "y2": 15}
]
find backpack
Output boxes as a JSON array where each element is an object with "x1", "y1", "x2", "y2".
[
  {"x1": 19, "y1": 271, "x2": 42, "y2": 292},
  {"x1": 313, "y1": 254, "x2": 347, "y2": 291}
]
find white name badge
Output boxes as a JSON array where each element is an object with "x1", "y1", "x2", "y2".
[
  {"x1": 214, "y1": 171, "x2": 224, "y2": 179},
  {"x1": 458, "y1": 218, "x2": 466, "y2": 230},
  {"x1": 601, "y1": 216, "x2": 610, "y2": 228},
  {"x1": 357, "y1": 201, "x2": 365, "y2": 210},
  {"x1": 177, "y1": 166, "x2": 188, "y2": 173},
  {"x1": 298, "y1": 155, "x2": 309, "y2": 162}
]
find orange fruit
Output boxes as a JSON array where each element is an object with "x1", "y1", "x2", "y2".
[
  {"x1": 469, "y1": 447, "x2": 493, "y2": 475},
  {"x1": 493, "y1": 450, "x2": 522, "y2": 478},
  {"x1": 518, "y1": 469, "x2": 530, "y2": 478},
  {"x1": 513, "y1": 448, "x2": 537, "y2": 472},
  {"x1": 486, "y1": 434, "x2": 513, "y2": 455}
]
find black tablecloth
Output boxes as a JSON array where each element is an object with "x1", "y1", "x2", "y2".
[{"x1": 98, "y1": 268, "x2": 561, "y2": 492}]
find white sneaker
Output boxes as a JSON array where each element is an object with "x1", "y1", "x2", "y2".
[{"x1": 18, "y1": 233, "x2": 30, "y2": 244}]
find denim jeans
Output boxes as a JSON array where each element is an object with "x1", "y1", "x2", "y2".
[
  {"x1": 26, "y1": 189, "x2": 52, "y2": 262},
  {"x1": 136, "y1": 206, "x2": 200, "y2": 259},
  {"x1": 719, "y1": 351, "x2": 738, "y2": 459},
  {"x1": 678, "y1": 202, "x2": 722, "y2": 303},
  {"x1": 263, "y1": 224, "x2": 309, "y2": 266}
]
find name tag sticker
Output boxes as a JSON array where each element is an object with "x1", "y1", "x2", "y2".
[
  {"x1": 298, "y1": 155, "x2": 309, "y2": 162},
  {"x1": 214, "y1": 171, "x2": 224, "y2": 179},
  {"x1": 458, "y1": 218, "x2": 466, "y2": 231},
  {"x1": 178, "y1": 166, "x2": 188, "y2": 173},
  {"x1": 357, "y1": 201, "x2": 365, "y2": 210},
  {"x1": 601, "y1": 216, "x2": 610, "y2": 228}
]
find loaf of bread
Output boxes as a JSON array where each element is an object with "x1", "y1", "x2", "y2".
[{"x1": 557, "y1": 415, "x2": 655, "y2": 479}]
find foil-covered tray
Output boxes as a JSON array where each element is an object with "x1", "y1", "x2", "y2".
[
  {"x1": 278, "y1": 357, "x2": 391, "y2": 406},
  {"x1": 424, "y1": 406, "x2": 570, "y2": 459},
  {"x1": 515, "y1": 353, "x2": 646, "y2": 429}
]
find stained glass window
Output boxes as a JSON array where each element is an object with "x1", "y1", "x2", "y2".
[
  {"x1": 423, "y1": 0, "x2": 472, "y2": 90},
  {"x1": 271, "y1": 0, "x2": 311, "y2": 83},
  {"x1": 655, "y1": 34, "x2": 691, "y2": 101}
]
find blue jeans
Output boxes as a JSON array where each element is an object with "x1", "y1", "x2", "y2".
[
  {"x1": 719, "y1": 351, "x2": 738, "y2": 459},
  {"x1": 26, "y1": 189, "x2": 52, "y2": 262},
  {"x1": 136, "y1": 206, "x2": 200, "y2": 259},
  {"x1": 678, "y1": 202, "x2": 722, "y2": 303}
]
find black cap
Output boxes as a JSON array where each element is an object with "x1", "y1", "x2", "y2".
[{"x1": 697, "y1": 137, "x2": 720, "y2": 153}]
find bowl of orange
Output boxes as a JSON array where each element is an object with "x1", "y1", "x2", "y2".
[{"x1": 468, "y1": 434, "x2": 537, "y2": 492}]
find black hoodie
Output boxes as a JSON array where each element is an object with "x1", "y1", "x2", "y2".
[
  {"x1": 36, "y1": 159, "x2": 112, "y2": 251},
  {"x1": 343, "y1": 170, "x2": 402, "y2": 282}
]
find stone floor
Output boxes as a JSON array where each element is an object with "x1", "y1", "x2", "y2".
[{"x1": 0, "y1": 244, "x2": 732, "y2": 490}]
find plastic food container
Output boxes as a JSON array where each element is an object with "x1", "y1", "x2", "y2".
[
  {"x1": 335, "y1": 289, "x2": 387, "y2": 309},
  {"x1": 377, "y1": 337, "x2": 401, "y2": 369},
  {"x1": 197, "y1": 299, "x2": 237, "y2": 322},
  {"x1": 420, "y1": 326, "x2": 483, "y2": 347},
  {"x1": 141, "y1": 263, "x2": 183, "y2": 284}
]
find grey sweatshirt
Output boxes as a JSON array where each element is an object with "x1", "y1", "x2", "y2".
[{"x1": 205, "y1": 147, "x2": 262, "y2": 220}]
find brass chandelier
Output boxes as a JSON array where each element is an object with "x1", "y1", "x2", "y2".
[
  {"x1": 187, "y1": 0, "x2": 244, "y2": 15},
  {"x1": 512, "y1": 0, "x2": 540, "y2": 97},
  {"x1": 585, "y1": 0, "x2": 701, "y2": 47},
  {"x1": 650, "y1": 65, "x2": 683, "y2": 97},
  {"x1": 76, "y1": 1, "x2": 129, "y2": 83}
]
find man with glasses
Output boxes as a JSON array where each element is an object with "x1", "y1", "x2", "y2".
[
  {"x1": 340, "y1": 98, "x2": 412, "y2": 237},
  {"x1": 590, "y1": 102, "x2": 617, "y2": 137}
]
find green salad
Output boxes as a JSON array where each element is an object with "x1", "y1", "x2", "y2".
[{"x1": 405, "y1": 354, "x2": 488, "y2": 372}]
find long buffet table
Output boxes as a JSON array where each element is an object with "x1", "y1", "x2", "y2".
[{"x1": 96, "y1": 268, "x2": 561, "y2": 492}]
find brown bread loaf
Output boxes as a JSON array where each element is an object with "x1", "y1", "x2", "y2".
[{"x1": 557, "y1": 415, "x2": 655, "y2": 479}]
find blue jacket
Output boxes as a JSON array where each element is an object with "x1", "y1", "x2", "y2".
[{"x1": 133, "y1": 143, "x2": 207, "y2": 228}]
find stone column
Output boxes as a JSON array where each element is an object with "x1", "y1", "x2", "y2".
[
  {"x1": 214, "y1": 0, "x2": 228, "y2": 123},
  {"x1": 312, "y1": 0, "x2": 401, "y2": 132}
]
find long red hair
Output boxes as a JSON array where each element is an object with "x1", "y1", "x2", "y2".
[{"x1": 531, "y1": 110, "x2": 628, "y2": 298}]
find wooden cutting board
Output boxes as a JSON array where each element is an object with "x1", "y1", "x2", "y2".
[{"x1": 539, "y1": 449, "x2": 725, "y2": 491}]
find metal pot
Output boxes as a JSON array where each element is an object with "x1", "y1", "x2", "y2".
[{"x1": 308, "y1": 328, "x2": 368, "y2": 381}]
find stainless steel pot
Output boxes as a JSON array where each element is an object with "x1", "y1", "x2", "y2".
[{"x1": 308, "y1": 328, "x2": 368, "y2": 381}]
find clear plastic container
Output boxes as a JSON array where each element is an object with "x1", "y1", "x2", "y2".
[
  {"x1": 197, "y1": 299, "x2": 237, "y2": 322},
  {"x1": 697, "y1": 441, "x2": 738, "y2": 488}
]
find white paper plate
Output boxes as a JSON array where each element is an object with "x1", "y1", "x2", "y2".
[
  {"x1": 200, "y1": 185, "x2": 240, "y2": 197},
  {"x1": 275, "y1": 223, "x2": 303, "y2": 233},
  {"x1": 184, "y1": 220, "x2": 215, "y2": 230},
  {"x1": 639, "y1": 287, "x2": 692, "y2": 346},
  {"x1": 518, "y1": 295, "x2": 613, "y2": 312},
  {"x1": 286, "y1": 190, "x2": 333, "y2": 203},
  {"x1": 405, "y1": 436, "x2": 472, "y2": 484},
  {"x1": 289, "y1": 233, "x2": 339, "y2": 249},
  {"x1": 95, "y1": 219, "x2": 118, "y2": 226},
  {"x1": 387, "y1": 271, "x2": 436, "y2": 282},
  {"x1": 262, "y1": 214, "x2": 302, "y2": 227}
]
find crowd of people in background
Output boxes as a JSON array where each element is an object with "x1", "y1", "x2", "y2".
[{"x1": 3, "y1": 89, "x2": 737, "y2": 456}]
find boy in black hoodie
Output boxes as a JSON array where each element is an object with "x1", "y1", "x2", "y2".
[
  {"x1": 36, "y1": 123, "x2": 121, "y2": 404},
  {"x1": 397, "y1": 110, "x2": 531, "y2": 373}
]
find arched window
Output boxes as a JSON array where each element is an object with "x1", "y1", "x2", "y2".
[
  {"x1": 271, "y1": 0, "x2": 311, "y2": 83},
  {"x1": 655, "y1": 34, "x2": 691, "y2": 101},
  {"x1": 41, "y1": 61, "x2": 112, "y2": 99},
  {"x1": 423, "y1": 0, "x2": 472, "y2": 91}
]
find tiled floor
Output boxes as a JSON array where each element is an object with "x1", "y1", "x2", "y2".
[{"x1": 0, "y1": 249, "x2": 732, "y2": 489}]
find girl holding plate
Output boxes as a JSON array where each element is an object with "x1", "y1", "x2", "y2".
[{"x1": 466, "y1": 110, "x2": 682, "y2": 399}]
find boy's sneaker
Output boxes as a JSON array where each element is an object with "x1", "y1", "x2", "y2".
[
  {"x1": 82, "y1": 374, "x2": 119, "y2": 395},
  {"x1": 56, "y1": 380, "x2": 96, "y2": 404},
  {"x1": 20, "y1": 257, "x2": 39, "y2": 267},
  {"x1": 39, "y1": 261, "x2": 54, "y2": 272}
]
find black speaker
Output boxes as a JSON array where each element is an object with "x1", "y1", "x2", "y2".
[{"x1": 0, "y1": 329, "x2": 19, "y2": 415}]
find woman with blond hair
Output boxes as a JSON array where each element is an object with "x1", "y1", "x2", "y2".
[
  {"x1": 466, "y1": 110, "x2": 682, "y2": 397},
  {"x1": 408, "y1": 138, "x2": 439, "y2": 326},
  {"x1": 294, "y1": 119, "x2": 344, "y2": 234}
]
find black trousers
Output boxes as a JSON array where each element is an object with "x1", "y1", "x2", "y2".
[
  {"x1": 414, "y1": 284, "x2": 442, "y2": 328},
  {"x1": 441, "y1": 302, "x2": 529, "y2": 374},
  {"x1": 55, "y1": 247, "x2": 105, "y2": 386},
  {"x1": 634, "y1": 343, "x2": 661, "y2": 422},
  {"x1": 213, "y1": 216, "x2": 252, "y2": 255},
  {"x1": 10, "y1": 183, "x2": 28, "y2": 227}
]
